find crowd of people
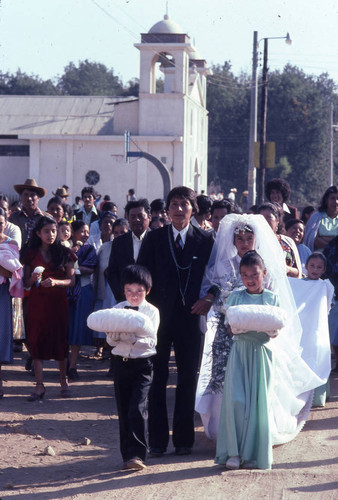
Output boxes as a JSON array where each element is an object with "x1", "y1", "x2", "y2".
[{"x1": 0, "y1": 176, "x2": 337, "y2": 472}]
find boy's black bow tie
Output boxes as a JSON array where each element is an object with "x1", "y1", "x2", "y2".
[{"x1": 124, "y1": 306, "x2": 139, "y2": 311}]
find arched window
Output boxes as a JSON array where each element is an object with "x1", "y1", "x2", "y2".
[{"x1": 150, "y1": 52, "x2": 175, "y2": 94}]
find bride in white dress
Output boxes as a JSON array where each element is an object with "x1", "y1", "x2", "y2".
[{"x1": 196, "y1": 214, "x2": 327, "y2": 444}]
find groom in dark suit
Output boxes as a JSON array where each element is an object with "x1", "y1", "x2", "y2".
[{"x1": 138, "y1": 186, "x2": 214, "y2": 456}]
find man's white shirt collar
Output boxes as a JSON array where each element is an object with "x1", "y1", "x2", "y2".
[
  {"x1": 79, "y1": 204, "x2": 97, "y2": 215},
  {"x1": 283, "y1": 202, "x2": 291, "y2": 214},
  {"x1": 132, "y1": 230, "x2": 147, "y2": 261},
  {"x1": 132, "y1": 230, "x2": 147, "y2": 241},
  {"x1": 171, "y1": 223, "x2": 189, "y2": 246}
]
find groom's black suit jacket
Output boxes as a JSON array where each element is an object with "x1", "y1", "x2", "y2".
[{"x1": 138, "y1": 223, "x2": 214, "y2": 321}]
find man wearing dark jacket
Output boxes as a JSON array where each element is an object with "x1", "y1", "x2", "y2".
[
  {"x1": 138, "y1": 186, "x2": 214, "y2": 456},
  {"x1": 74, "y1": 186, "x2": 100, "y2": 226},
  {"x1": 107, "y1": 198, "x2": 151, "y2": 302}
]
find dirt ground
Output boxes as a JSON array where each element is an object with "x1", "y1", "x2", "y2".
[{"x1": 0, "y1": 348, "x2": 337, "y2": 500}]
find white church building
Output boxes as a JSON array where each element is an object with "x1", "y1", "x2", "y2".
[{"x1": 0, "y1": 15, "x2": 211, "y2": 210}]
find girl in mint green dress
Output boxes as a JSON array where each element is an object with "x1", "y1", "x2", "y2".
[{"x1": 215, "y1": 251, "x2": 280, "y2": 470}]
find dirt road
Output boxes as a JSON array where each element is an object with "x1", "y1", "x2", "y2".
[{"x1": 1, "y1": 349, "x2": 337, "y2": 499}]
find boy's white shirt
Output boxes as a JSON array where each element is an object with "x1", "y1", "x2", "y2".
[{"x1": 106, "y1": 299, "x2": 159, "y2": 359}]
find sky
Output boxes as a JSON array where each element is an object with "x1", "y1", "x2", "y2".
[{"x1": 0, "y1": 0, "x2": 338, "y2": 86}]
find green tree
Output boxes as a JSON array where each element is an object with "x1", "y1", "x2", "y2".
[
  {"x1": 273, "y1": 156, "x2": 292, "y2": 179},
  {"x1": 207, "y1": 62, "x2": 251, "y2": 197},
  {"x1": 265, "y1": 65, "x2": 337, "y2": 205},
  {"x1": 58, "y1": 60, "x2": 123, "y2": 96},
  {"x1": 207, "y1": 62, "x2": 338, "y2": 207},
  {"x1": 122, "y1": 78, "x2": 139, "y2": 97},
  {"x1": 0, "y1": 70, "x2": 58, "y2": 95}
]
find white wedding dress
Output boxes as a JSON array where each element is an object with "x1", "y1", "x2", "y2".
[{"x1": 195, "y1": 214, "x2": 328, "y2": 444}]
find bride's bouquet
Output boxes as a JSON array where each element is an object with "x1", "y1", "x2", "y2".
[{"x1": 213, "y1": 274, "x2": 243, "y2": 315}]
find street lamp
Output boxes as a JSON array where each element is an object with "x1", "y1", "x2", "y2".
[{"x1": 247, "y1": 32, "x2": 292, "y2": 205}]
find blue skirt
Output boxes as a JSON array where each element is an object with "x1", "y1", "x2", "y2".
[
  {"x1": 0, "y1": 283, "x2": 13, "y2": 364},
  {"x1": 329, "y1": 300, "x2": 338, "y2": 347},
  {"x1": 68, "y1": 284, "x2": 94, "y2": 346},
  {"x1": 92, "y1": 280, "x2": 116, "y2": 339}
]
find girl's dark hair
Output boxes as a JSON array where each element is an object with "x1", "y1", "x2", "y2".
[
  {"x1": 113, "y1": 218, "x2": 129, "y2": 230},
  {"x1": 101, "y1": 201, "x2": 117, "y2": 213},
  {"x1": 300, "y1": 205, "x2": 315, "y2": 224},
  {"x1": 196, "y1": 195, "x2": 212, "y2": 215},
  {"x1": 306, "y1": 252, "x2": 327, "y2": 269},
  {"x1": 63, "y1": 203, "x2": 74, "y2": 218},
  {"x1": 47, "y1": 196, "x2": 63, "y2": 208},
  {"x1": 248, "y1": 204, "x2": 259, "y2": 214},
  {"x1": 165, "y1": 186, "x2": 198, "y2": 214},
  {"x1": 150, "y1": 198, "x2": 166, "y2": 213},
  {"x1": 25, "y1": 215, "x2": 68, "y2": 269},
  {"x1": 0, "y1": 207, "x2": 7, "y2": 220},
  {"x1": 150, "y1": 216, "x2": 168, "y2": 228},
  {"x1": 265, "y1": 178, "x2": 291, "y2": 203},
  {"x1": 258, "y1": 202, "x2": 285, "y2": 234},
  {"x1": 211, "y1": 198, "x2": 242, "y2": 215},
  {"x1": 0, "y1": 193, "x2": 9, "y2": 204},
  {"x1": 71, "y1": 220, "x2": 87, "y2": 233},
  {"x1": 58, "y1": 220, "x2": 71, "y2": 228},
  {"x1": 99, "y1": 211, "x2": 117, "y2": 228},
  {"x1": 121, "y1": 264, "x2": 152, "y2": 291},
  {"x1": 318, "y1": 185, "x2": 338, "y2": 213},
  {"x1": 240, "y1": 250, "x2": 265, "y2": 270},
  {"x1": 285, "y1": 218, "x2": 304, "y2": 232}
]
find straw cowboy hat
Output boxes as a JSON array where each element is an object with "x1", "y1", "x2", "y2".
[
  {"x1": 14, "y1": 178, "x2": 46, "y2": 198},
  {"x1": 53, "y1": 187, "x2": 70, "y2": 198}
]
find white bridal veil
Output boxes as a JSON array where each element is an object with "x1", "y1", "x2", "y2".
[{"x1": 196, "y1": 214, "x2": 324, "y2": 444}]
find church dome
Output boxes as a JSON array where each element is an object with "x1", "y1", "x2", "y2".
[
  {"x1": 148, "y1": 15, "x2": 185, "y2": 34},
  {"x1": 190, "y1": 48, "x2": 202, "y2": 60}
]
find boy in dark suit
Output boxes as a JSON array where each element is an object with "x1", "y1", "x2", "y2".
[{"x1": 138, "y1": 186, "x2": 214, "y2": 456}]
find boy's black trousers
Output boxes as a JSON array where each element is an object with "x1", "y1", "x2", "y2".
[{"x1": 113, "y1": 355, "x2": 153, "y2": 462}]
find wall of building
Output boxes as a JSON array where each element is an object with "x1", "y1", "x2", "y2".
[
  {"x1": 138, "y1": 94, "x2": 185, "y2": 136},
  {"x1": 0, "y1": 139, "x2": 30, "y2": 200},
  {"x1": 25, "y1": 138, "x2": 172, "y2": 213},
  {"x1": 0, "y1": 156, "x2": 29, "y2": 200}
]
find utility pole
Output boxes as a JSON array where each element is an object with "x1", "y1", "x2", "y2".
[
  {"x1": 258, "y1": 38, "x2": 268, "y2": 204},
  {"x1": 329, "y1": 102, "x2": 334, "y2": 186},
  {"x1": 247, "y1": 31, "x2": 258, "y2": 206}
]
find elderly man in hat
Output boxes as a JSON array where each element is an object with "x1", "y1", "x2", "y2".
[
  {"x1": 53, "y1": 186, "x2": 70, "y2": 203},
  {"x1": 9, "y1": 178, "x2": 47, "y2": 245}
]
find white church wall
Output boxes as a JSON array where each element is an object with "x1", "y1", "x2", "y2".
[
  {"x1": 113, "y1": 101, "x2": 139, "y2": 135},
  {"x1": 0, "y1": 156, "x2": 29, "y2": 199},
  {"x1": 138, "y1": 94, "x2": 185, "y2": 136},
  {"x1": 71, "y1": 139, "x2": 168, "y2": 214},
  {"x1": 39, "y1": 140, "x2": 67, "y2": 205},
  {"x1": 72, "y1": 140, "x2": 125, "y2": 212},
  {"x1": 183, "y1": 95, "x2": 209, "y2": 193},
  {"x1": 143, "y1": 141, "x2": 172, "y2": 200}
]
